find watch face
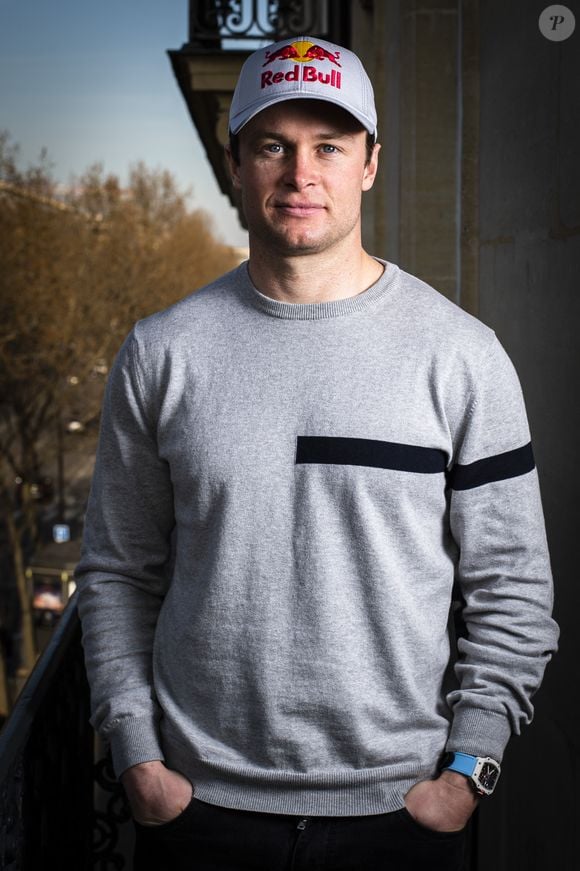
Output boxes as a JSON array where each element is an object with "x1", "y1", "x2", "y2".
[{"x1": 478, "y1": 762, "x2": 500, "y2": 791}]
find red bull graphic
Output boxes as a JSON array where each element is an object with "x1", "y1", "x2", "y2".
[
  {"x1": 261, "y1": 40, "x2": 342, "y2": 91},
  {"x1": 262, "y1": 44, "x2": 301, "y2": 65},
  {"x1": 263, "y1": 40, "x2": 341, "y2": 67},
  {"x1": 302, "y1": 44, "x2": 341, "y2": 67}
]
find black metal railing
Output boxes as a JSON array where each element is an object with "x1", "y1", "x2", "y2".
[
  {"x1": 0, "y1": 597, "x2": 131, "y2": 870},
  {"x1": 187, "y1": 0, "x2": 350, "y2": 49}
]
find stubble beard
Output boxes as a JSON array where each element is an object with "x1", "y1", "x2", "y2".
[{"x1": 248, "y1": 205, "x2": 361, "y2": 259}]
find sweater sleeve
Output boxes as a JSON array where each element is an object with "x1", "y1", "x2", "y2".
[
  {"x1": 76, "y1": 329, "x2": 175, "y2": 777},
  {"x1": 445, "y1": 337, "x2": 559, "y2": 762}
]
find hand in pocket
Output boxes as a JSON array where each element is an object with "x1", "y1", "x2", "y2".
[
  {"x1": 404, "y1": 771, "x2": 478, "y2": 833},
  {"x1": 121, "y1": 761, "x2": 194, "y2": 826}
]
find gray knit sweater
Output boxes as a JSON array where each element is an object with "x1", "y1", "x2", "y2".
[{"x1": 76, "y1": 260, "x2": 558, "y2": 816}]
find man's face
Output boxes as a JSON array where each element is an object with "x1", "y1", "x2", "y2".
[{"x1": 228, "y1": 100, "x2": 379, "y2": 257}]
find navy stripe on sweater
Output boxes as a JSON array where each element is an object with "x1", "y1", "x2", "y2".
[
  {"x1": 296, "y1": 436, "x2": 447, "y2": 473},
  {"x1": 296, "y1": 436, "x2": 535, "y2": 491},
  {"x1": 447, "y1": 442, "x2": 535, "y2": 490}
]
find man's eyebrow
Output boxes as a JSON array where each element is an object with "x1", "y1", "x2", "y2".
[
  {"x1": 250, "y1": 131, "x2": 288, "y2": 142},
  {"x1": 314, "y1": 131, "x2": 354, "y2": 140}
]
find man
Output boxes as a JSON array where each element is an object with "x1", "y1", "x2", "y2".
[{"x1": 76, "y1": 36, "x2": 558, "y2": 870}]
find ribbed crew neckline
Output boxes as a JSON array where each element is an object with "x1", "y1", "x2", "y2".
[{"x1": 241, "y1": 258, "x2": 398, "y2": 320}]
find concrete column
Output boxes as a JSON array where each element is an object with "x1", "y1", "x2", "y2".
[
  {"x1": 398, "y1": 0, "x2": 460, "y2": 300},
  {"x1": 361, "y1": 0, "x2": 462, "y2": 299}
]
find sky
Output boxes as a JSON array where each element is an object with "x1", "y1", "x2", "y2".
[{"x1": 0, "y1": 0, "x2": 248, "y2": 246}]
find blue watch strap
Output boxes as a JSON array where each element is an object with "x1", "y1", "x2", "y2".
[{"x1": 443, "y1": 752, "x2": 477, "y2": 777}]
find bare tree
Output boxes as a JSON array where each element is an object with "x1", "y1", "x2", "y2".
[{"x1": 0, "y1": 133, "x2": 240, "y2": 693}]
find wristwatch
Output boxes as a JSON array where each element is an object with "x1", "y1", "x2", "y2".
[{"x1": 441, "y1": 751, "x2": 501, "y2": 796}]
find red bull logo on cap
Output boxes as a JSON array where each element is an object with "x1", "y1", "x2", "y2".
[{"x1": 261, "y1": 40, "x2": 342, "y2": 90}]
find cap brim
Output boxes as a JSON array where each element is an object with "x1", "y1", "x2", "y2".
[{"x1": 230, "y1": 92, "x2": 377, "y2": 139}]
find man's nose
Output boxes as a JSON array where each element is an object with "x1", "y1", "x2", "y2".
[{"x1": 282, "y1": 149, "x2": 318, "y2": 189}]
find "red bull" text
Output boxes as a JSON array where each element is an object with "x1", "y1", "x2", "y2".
[{"x1": 261, "y1": 65, "x2": 342, "y2": 90}]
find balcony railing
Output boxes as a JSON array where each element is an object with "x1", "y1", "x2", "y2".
[
  {"x1": 187, "y1": 0, "x2": 350, "y2": 50},
  {"x1": 0, "y1": 597, "x2": 131, "y2": 870}
]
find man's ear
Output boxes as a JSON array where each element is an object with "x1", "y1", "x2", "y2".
[
  {"x1": 362, "y1": 142, "x2": 381, "y2": 192},
  {"x1": 225, "y1": 145, "x2": 242, "y2": 190}
]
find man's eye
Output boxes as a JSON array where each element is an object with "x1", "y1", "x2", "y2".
[
  {"x1": 264, "y1": 143, "x2": 284, "y2": 153},
  {"x1": 320, "y1": 144, "x2": 338, "y2": 154}
]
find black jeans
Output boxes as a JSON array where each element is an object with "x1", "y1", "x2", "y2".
[{"x1": 133, "y1": 797, "x2": 467, "y2": 871}]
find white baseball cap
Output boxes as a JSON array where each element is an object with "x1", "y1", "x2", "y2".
[{"x1": 229, "y1": 36, "x2": 378, "y2": 140}]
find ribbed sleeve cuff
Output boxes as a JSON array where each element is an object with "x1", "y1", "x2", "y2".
[
  {"x1": 446, "y1": 707, "x2": 512, "y2": 762},
  {"x1": 108, "y1": 716, "x2": 165, "y2": 778}
]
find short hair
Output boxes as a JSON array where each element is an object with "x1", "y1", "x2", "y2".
[{"x1": 228, "y1": 130, "x2": 376, "y2": 167}]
